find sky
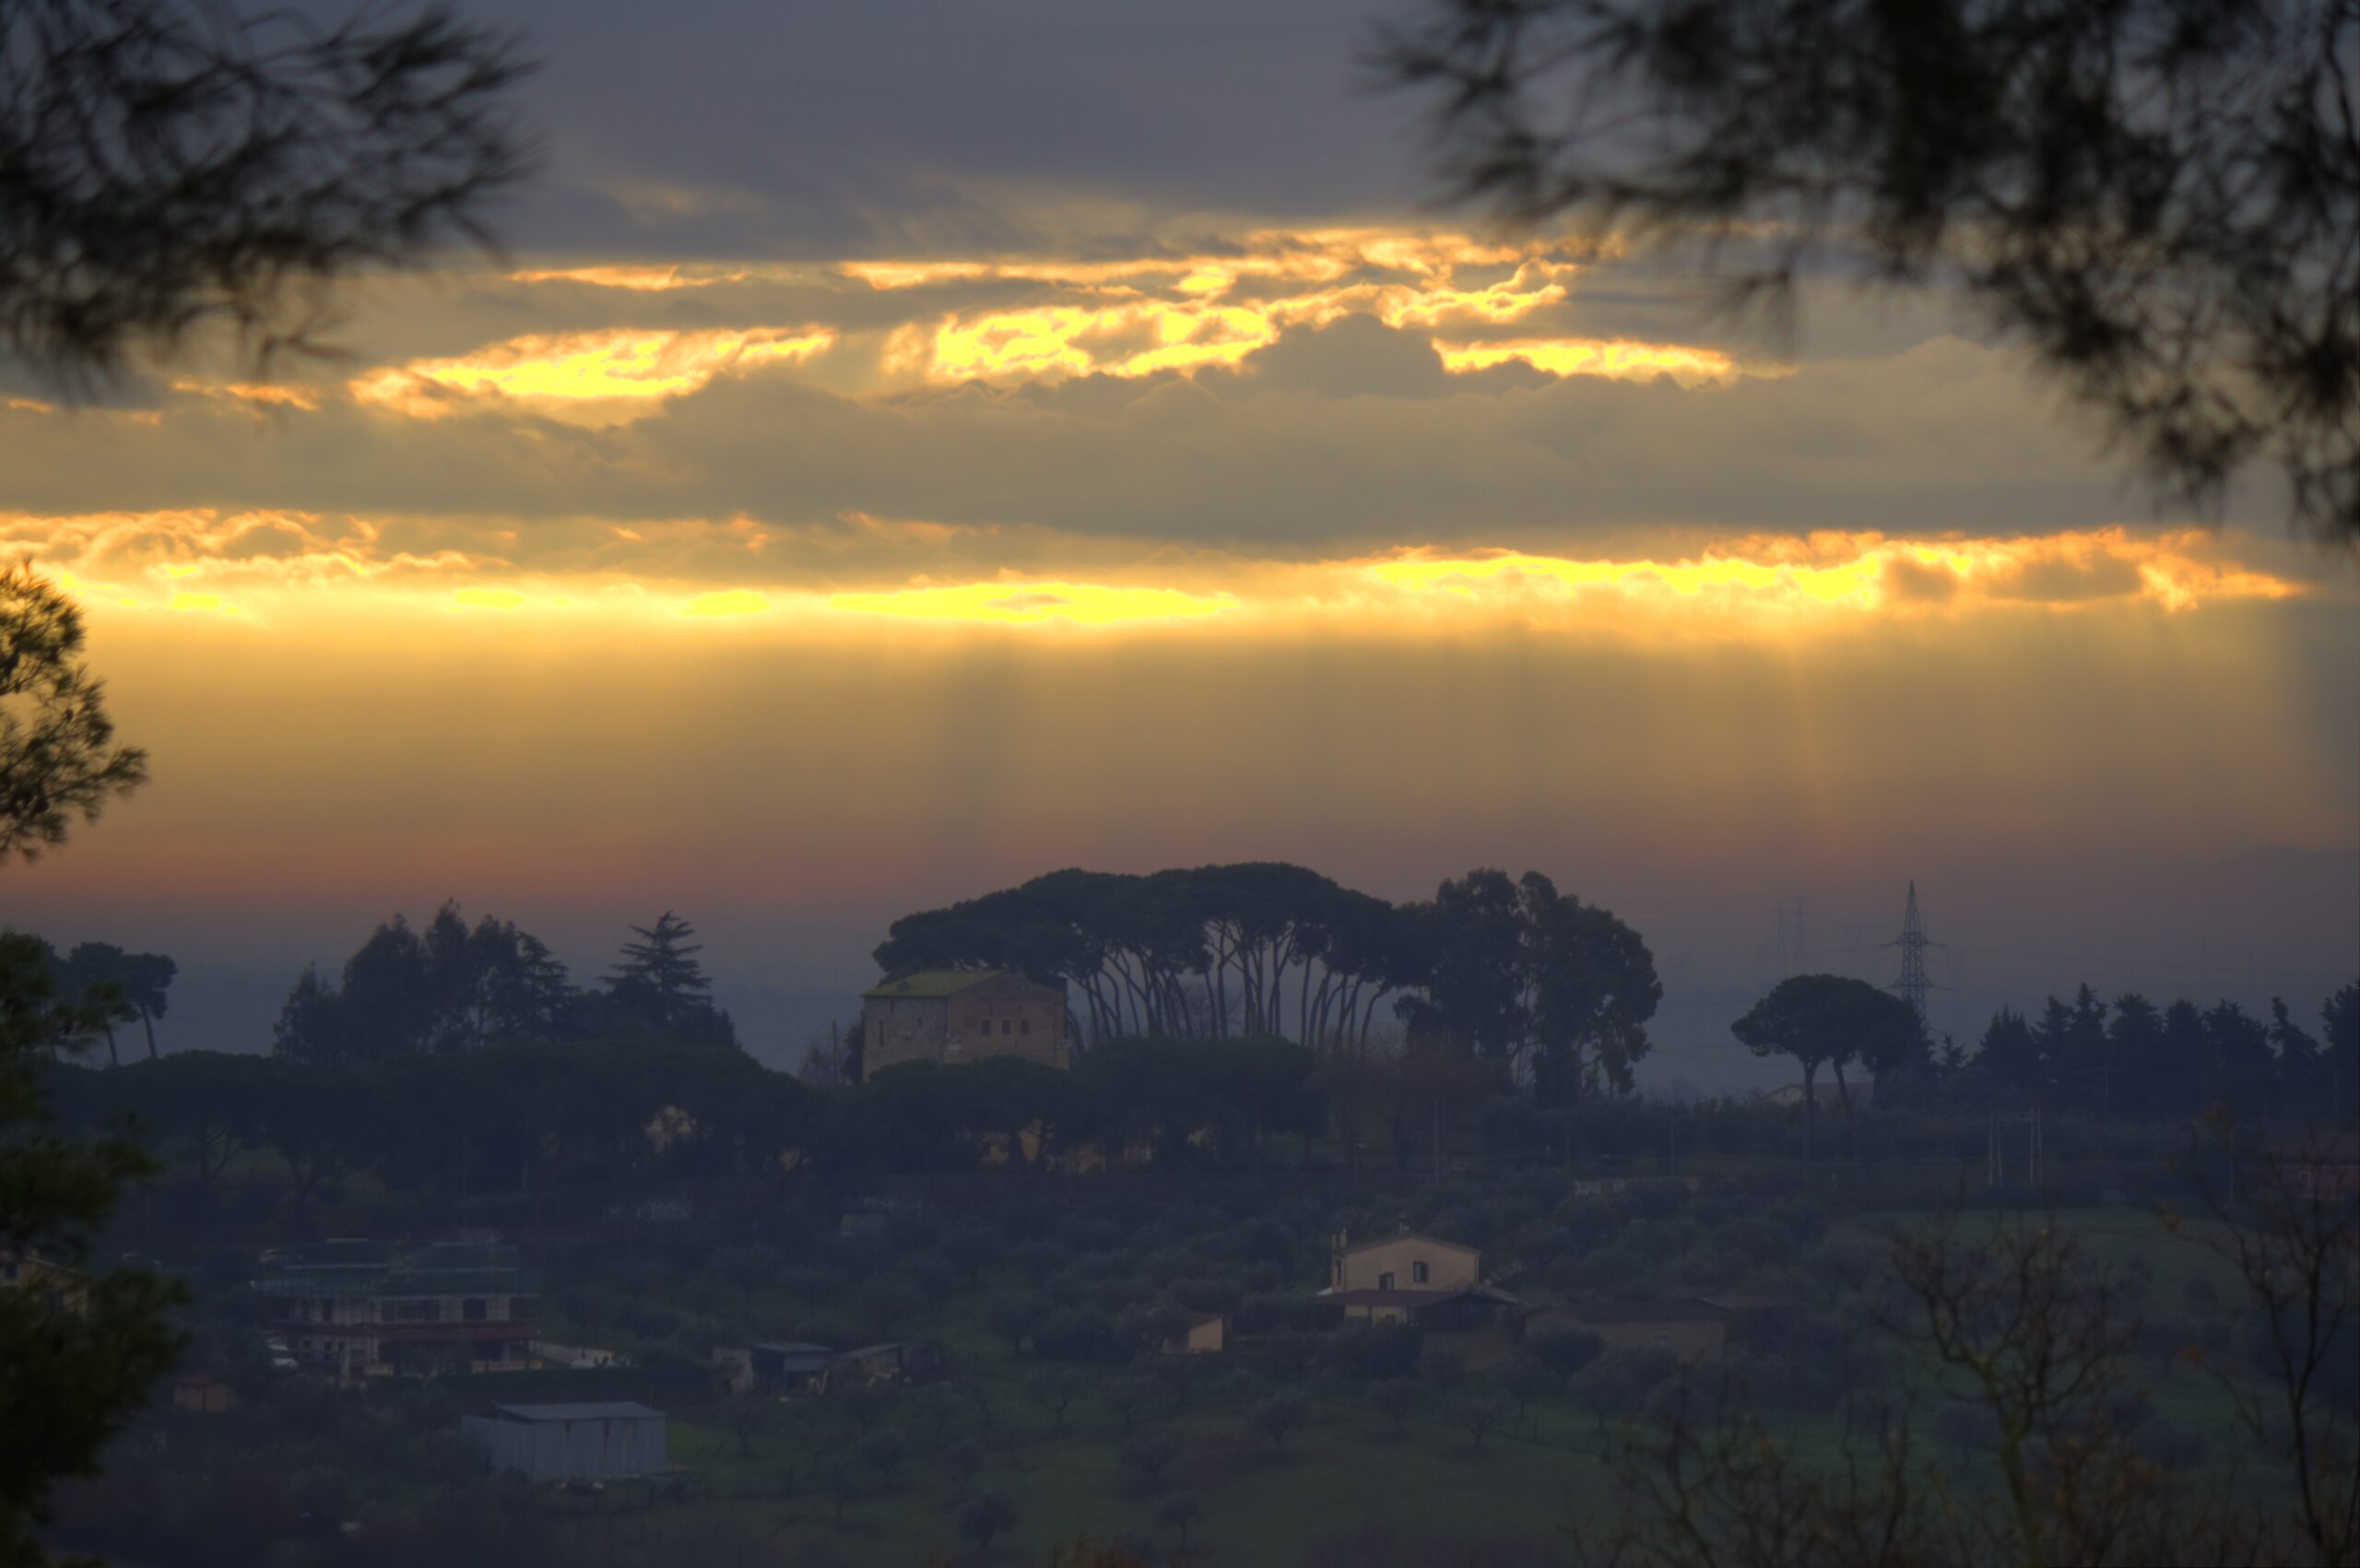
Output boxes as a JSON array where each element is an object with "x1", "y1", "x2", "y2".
[{"x1": 6, "y1": 1, "x2": 2355, "y2": 1081}]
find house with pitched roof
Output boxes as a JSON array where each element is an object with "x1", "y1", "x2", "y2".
[
  {"x1": 860, "y1": 970, "x2": 1069, "y2": 1078},
  {"x1": 1315, "y1": 1227, "x2": 1518, "y2": 1331}
]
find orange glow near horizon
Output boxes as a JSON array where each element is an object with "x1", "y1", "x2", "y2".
[
  {"x1": 17, "y1": 515, "x2": 2306, "y2": 642},
  {"x1": 828, "y1": 581, "x2": 1242, "y2": 626}
]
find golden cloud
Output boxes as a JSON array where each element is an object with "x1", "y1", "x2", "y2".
[
  {"x1": 1434, "y1": 338, "x2": 1748, "y2": 384},
  {"x1": 505, "y1": 264, "x2": 769, "y2": 291},
  {"x1": 350, "y1": 326, "x2": 835, "y2": 422},
  {"x1": 843, "y1": 227, "x2": 1631, "y2": 386}
]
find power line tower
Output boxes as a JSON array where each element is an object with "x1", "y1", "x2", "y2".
[{"x1": 1888, "y1": 880, "x2": 1936, "y2": 1025}]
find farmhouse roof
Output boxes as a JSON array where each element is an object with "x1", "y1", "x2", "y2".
[
  {"x1": 490, "y1": 1402, "x2": 663, "y2": 1422},
  {"x1": 1338, "y1": 1231, "x2": 1479, "y2": 1258}
]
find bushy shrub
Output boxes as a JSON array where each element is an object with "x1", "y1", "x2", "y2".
[
  {"x1": 1246, "y1": 1392, "x2": 1308, "y2": 1451},
  {"x1": 1320, "y1": 1323, "x2": 1422, "y2": 1382},
  {"x1": 1523, "y1": 1326, "x2": 1605, "y2": 1378},
  {"x1": 1035, "y1": 1304, "x2": 1115, "y2": 1362},
  {"x1": 907, "y1": 1252, "x2": 959, "y2": 1305},
  {"x1": 957, "y1": 1490, "x2": 1016, "y2": 1550}
]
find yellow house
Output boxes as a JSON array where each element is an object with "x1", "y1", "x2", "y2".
[
  {"x1": 1329, "y1": 1231, "x2": 1481, "y2": 1294},
  {"x1": 1317, "y1": 1229, "x2": 1516, "y2": 1330}
]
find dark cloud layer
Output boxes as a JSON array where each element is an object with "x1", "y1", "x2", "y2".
[{"x1": 431, "y1": 0, "x2": 1431, "y2": 257}]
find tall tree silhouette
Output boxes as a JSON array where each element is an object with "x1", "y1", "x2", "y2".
[
  {"x1": 0, "y1": 568, "x2": 183, "y2": 1563},
  {"x1": 1734, "y1": 973, "x2": 1920, "y2": 1161},
  {"x1": 608, "y1": 911, "x2": 712, "y2": 1027},
  {"x1": 1377, "y1": 0, "x2": 2358, "y2": 534},
  {"x1": 60, "y1": 945, "x2": 173, "y2": 1066}
]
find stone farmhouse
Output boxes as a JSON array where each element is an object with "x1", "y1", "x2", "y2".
[
  {"x1": 860, "y1": 970, "x2": 1070, "y2": 1078},
  {"x1": 1315, "y1": 1227, "x2": 1518, "y2": 1330}
]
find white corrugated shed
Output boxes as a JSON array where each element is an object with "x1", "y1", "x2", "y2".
[{"x1": 462, "y1": 1401, "x2": 667, "y2": 1482}]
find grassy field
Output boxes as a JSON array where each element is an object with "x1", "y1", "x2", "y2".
[
  {"x1": 552, "y1": 1393, "x2": 1618, "y2": 1566},
  {"x1": 522, "y1": 1200, "x2": 2292, "y2": 1565}
]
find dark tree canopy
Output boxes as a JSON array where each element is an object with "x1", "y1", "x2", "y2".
[
  {"x1": 875, "y1": 863, "x2": 1413, "y2": 1049},
  {"x1": 1733, "y1": 973, "x2": 1923, "y2": 1157},
  {"x1": 1398, "y1": 868, "x2": 1661, "y2": 1100},
  {"x1": 876, "y1": 861, "x2": 1653, "y2": 1100},
  {"x1": 0, "y1": 567, "x2": 181, "y2": 1562},
  {"x1": 273, "y1": 903, "x2": 735, "y2": 1062},
  {"x1": 1964, "y1": 984, "x2": 2354, "y2": 1122},
  {"x1": 58, "y1": 942, "x2": 172, "y2": 1067},
  {"x1": 0, "y1": 937, "x2": 186, "y2": 1562},
  {"x1": 1, "y1": 0, "x2": 534, "y2": 383},
  {"x1": 0, "y1": 565, "x2": 145, "y2": 863},
  {"x1": 1377, "y1": 0, "x2": 2359, "y2": 535}
]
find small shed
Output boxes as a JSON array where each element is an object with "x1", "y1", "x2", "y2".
[
  {"x1": 749, "y1": 1341, "x2": 833, "y2": 1394},
  {"x1": 823, "y1": 1341, "x2": 942, "y2": 1394},
  {"x1": 1160, "y1": 1314, "x2": 1227, "y2": 1355},
  {"x1": 463, "y1": 1401, "x2": 667, "y2": 1483},
  {"x1": 171, "y1": 1373, "x2": 236, "y2": 1415}
]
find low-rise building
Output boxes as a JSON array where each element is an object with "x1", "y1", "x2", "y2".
[
  {"x1": 823, "y1": 1340, "x2": 943, "y2": 1393},
  {"x1": 463, "y1": 1402, "x2": 667, "y2": 1483},
  {"x1": 860, "y1": 971, "x2": 1069, "y2": 1078},
  {"x1": 1, "y1": 1252, "x2": 88, "y2": 1315},
  {"x1": 1161, "y1": 1314, "x2": 1227, "y2": 1355},
  {"x1": 170, "y1": 1373, "x2": 236, "y2": 1415},
  {"x1": 1328, "y1": 1229, "x2": 1481, "y2": 1294},
  {"x1": 1316, "y1": 1228, "x2": 1517, "y2": 1330},
  {"x1": 253, "y1": 1238, "x2": 538, "y2": 1382},
  {"x1": 714, "y1": 1339, "x2": 833, "y2": 1396}
]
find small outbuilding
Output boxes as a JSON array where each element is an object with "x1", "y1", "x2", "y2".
[
  {"x1": 463, "y1": 1401, "x2": 667, "y2": 1483},
  {"x1": 751, "y1": 1341, "x2": 833, "y2": 1394},
  {"x1": 171, "y1": 1373, "x2": 237, "y2": 1415},
  {"x1": 1160, "y1": 1313, "x2": 1228, "y2": 1355},
  {"x1": 823, "y1": 1341, "x2": 943, "y2": 1394}
]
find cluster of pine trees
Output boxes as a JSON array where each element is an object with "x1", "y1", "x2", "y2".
[
  {"x1": 270, "y1": 905, "x2": 735, "y2": 1063},
  {"x1": 1966, "y1": 984, "x2": 2357, "y2": 1121}
]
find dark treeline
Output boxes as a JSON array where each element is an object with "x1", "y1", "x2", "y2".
[
  {"x1": 50, "y1": 1034, "x2": 1327, "y2": 1222},
  {"x1": 1961, "y1": 983, "x2": 2357, "y2": 1124},
  {"x1": 18, "y1": 938, "x2": 177, "y2": 1067},
  {"x1": 879, "y1": 864, "x2": 1663, "y2": 1101},
  {"x1": 271, "y1": 906, "x2": 736, "y2": 1062}
]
